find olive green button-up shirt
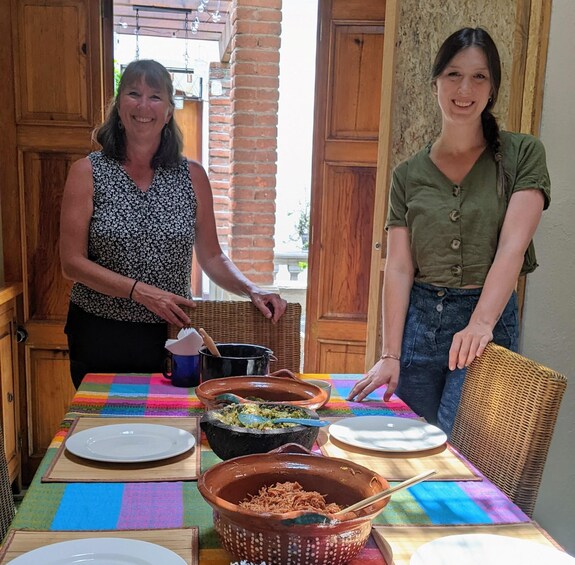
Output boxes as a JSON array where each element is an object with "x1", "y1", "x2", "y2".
[{"x1": 386, "y1": 131, "x2": 550, "y2": 288}]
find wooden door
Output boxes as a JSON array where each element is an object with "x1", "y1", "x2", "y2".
[
  {"x1": 0, "y1": 301, "x2": 19, "y2": 485},
  {"x1": 174, "y1": 99, "x2": 204, "y2": 297},
  {"x1": 0, "y1": 0, "x2": 112, "y2": 483},
  {"x1": 304, "y1": 0, "x2": 386, "y2": 372}
]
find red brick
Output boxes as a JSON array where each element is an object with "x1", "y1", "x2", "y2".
[
  {"x1": 211, "y1": 133, "x2": 232, "y2": 142},
  {"x1": 233, "y1": 75, "x2": 279, "y2": 89},
  {"x1": 236, "y1": 0, "x2": 282, "y2": 9},
  {"x1": 233, "y1": 21, "x2": 281, "y2": 36},
  {"x1": 209, "y1": 97, "x2": 232, "y2": 107},
  {"x1": 232, "y1": 201, "x2": 276, "y2": 215},
  {"x1": 232, "y1": 62, "x2": 279, "y2": 77},
  {"x1": 232, "y1": 100, "x2": 279, "y2": 113},
  {"x1": 232, "y1": 88, "x2": 280, "y2": 102},
  {"x1": 232, "y1": 162, "x2": 277, "y2": 175},
  {"x1": 210, "y1": 149, "x2": 231, "y2": 158},
  {"x1": 231, "y1": 224, "x2": 275, "y2": 237},
  {"x1": 229, "y1": 248, "x2": 275, "y2": 261},
  {"x1": 232, "y1": 137, "x2": 278, "y2": 151},
  {"x1": 228, "y1": 187, "x2": 256, "y2": 200},
  {"x1": 209, "y1": 114, "x2": 231, "y2": 124},
  {"x1": 232, "y1": 125, "x2": 277, "y2": 138},
  {"x1": 233, "y1": 35, "x2": 281, "y2": 50},
  {"x1": 229, "y1": 235, "x2": 274, "y2": 249},
  {"x1": 232, "y1": 149, "x2": 277, "y2": 163},
  {"x1": 230, "y1": 210, "x2": 276, "y2": 224},
  {"x1": 231, "y1": 177, "x2": 276, "y2": 190},
  {"x1": 236, "y1": 7, "x2": 282, "y2": 23},
  {"x1": 234, "y1": 48, "x2": 280, "y2": 64}
]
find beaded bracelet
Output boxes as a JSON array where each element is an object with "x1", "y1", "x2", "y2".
[
  {"x1": 380, "y1": 352, "x2": 401, "y2": 361},
  {"x1": 129, "y1": 280, "x2": 139, "y2": 300}
]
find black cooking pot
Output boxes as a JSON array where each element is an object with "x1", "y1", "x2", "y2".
[{"x1": 200, "y1": 343, "x2": 274, "y2": 382}]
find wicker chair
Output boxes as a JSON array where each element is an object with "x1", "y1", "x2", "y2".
[
  {"x1": 0, "y1": 426, "x2": 15, "y2": 541},
  {"x1": 168, "y1": 301, "x2": 302, "y2": 373},
  {"x1": 450, "y1": 343, "x2": 567, "y2": 517}
]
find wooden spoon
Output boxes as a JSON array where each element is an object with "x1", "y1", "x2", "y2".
[
  {"x1": 198, "y1": 328, "x2": 221, "y2": 357},
  {"x1": 332, "y1": 469, "x2": 436, "y2": 518}
]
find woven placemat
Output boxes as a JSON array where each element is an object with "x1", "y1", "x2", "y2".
[
  {"x1": 318, "y1": 419, "x2": 480, "y2": 481},
  {"x1": 42, "y1": 417, "x2": 201, "y2": 482},
  {"x1": 372, "y1": 522, "x2": 561, "y2": 564},
  {"x1": 0, "y1": 528, "x2": 198, "y2": 565}
]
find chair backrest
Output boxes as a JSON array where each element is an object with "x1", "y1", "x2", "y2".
[
  {"x1": 450, "y1": 343, "x2": 567, "y2": 517},
  {"x1": 0, "y1": 426, "x2": 15, "y2": 541},
  {"x1": 168, "y1": 301, "x2": 302, "y2": 373}
]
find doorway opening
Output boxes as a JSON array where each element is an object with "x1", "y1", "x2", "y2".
[{"x1": 113, "y1": 0, "x2": 318, "y2": 361}]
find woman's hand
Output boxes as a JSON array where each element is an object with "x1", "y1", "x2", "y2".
[
  {"x1": 347, "y1": 358, "x2": 400, "y2": 402},
  {"x1": 248, "y1": 288, "x2": 287, "y2": 323},
  {"x1": 131, "y1": 282, "x2": 196, "y2": 327},
  {"x1": 448, "y1": 320, "x2": 493, "y2": 370}
]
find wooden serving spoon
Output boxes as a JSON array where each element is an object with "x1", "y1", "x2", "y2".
[
  {"x1": 198, "y1": 328, "x2": 221, "y2": 357},
  {"x1": 332, "y1": 469, "x2": 437, "y2": 518}
]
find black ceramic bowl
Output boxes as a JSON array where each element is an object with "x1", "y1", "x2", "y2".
[{"x1": 200, "y1": 403, "x2": 321, "y2": 460}]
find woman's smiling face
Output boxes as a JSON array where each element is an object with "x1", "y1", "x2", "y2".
[
  {"x1": 117, "y1": 77, "x2": 173, "y2": 142},
  {"x1": 434, "y1": 46, "x2": 493, "y2": 125}
]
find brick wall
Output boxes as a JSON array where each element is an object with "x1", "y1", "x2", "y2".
[
  {"x1": 228, "y1": 0, "x2": 282, "y2": 286},
  {"x1": 208, "y1": 62, "x2": 232, "y2": 248}
]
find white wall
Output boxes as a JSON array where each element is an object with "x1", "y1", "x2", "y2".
[{"x1": 523, "y1": 0, "x2": 575, "y2": 554}]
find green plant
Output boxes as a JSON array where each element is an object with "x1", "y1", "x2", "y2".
[
  {"x1": 288, "y1": 201, "x2": 310, "y2": 250},
  {"x1": 114, "y1": 61, "x2": 122, "y2": 95}
]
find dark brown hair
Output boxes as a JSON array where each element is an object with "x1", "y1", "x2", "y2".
[{"x1": 94, "y1": 59, "x2": 184, "y2": 168}]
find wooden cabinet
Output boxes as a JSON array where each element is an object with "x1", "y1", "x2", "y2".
[
  {"x1": 0, "y1": 0, "x2": 112, "y2": 483},
  {"x1": 0, "y1": 285, "x2": 23, "y2": 488}
]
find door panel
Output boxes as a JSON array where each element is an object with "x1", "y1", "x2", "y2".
[
  {"x1": 330, "y1": 25, "x2": 384, "y2": 138},
  {"x1": 28, "y1": 349, "x2": 75, "y2": 460},
  {"x1": 2, "y1": 0, "x2": 112, "y2": 483},
  {"x1": 14, "y1": 0, "x2": 97, "y2": 125},
  {"x1": 305, "y1": 0, "x2": 385, "y2": 373},
  {"x1": 22, "y1": 152, "x2": 80, "y2": 320},
  {"x1": 318, "y1": 166, "x2": 375, "y2": 321}
]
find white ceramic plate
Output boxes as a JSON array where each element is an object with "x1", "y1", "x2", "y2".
[
  {"x1": 329, "y1": 415, "x2": 447, "y2": 452},
  {"x1": 9, "y1": 537, "x2": 187, "y2": 564},
  {"x1": 410, "y1": 534, "x2": 575, "y2": 565},
  {"x1": 65, "y1": 423, "x2": 195, "y2": 463}
]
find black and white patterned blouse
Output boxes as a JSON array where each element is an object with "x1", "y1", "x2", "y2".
[{"x1": 70, "y1": 151, "x2": 197, "y2": 323}]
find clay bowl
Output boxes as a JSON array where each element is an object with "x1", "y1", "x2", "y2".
[
  {"x1": 197, "y1": 444, "x2": 390, "y2": 565},
  {"x1": 195, "y1": 374, "x2": 328, "y2": 411},
  {"x1": 200, "y1": 403, "x2": 321, "y2": 460}
]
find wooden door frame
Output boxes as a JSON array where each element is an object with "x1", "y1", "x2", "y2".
[{"x1": 365, "y1": 0, "x2": 553, "y2": 369}]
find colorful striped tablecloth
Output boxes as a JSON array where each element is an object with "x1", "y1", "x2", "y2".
[{"x1": 9, "y1": 373, "x2": 530, "y2": 564}]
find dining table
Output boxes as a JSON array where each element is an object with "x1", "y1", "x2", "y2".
[{"x1": 3, "y1": 372, "x2": 566, "y2": 564}]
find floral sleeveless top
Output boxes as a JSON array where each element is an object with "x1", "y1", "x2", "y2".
[{"x1": 70, "y1": 152, "x2": 197, "y2": 323}]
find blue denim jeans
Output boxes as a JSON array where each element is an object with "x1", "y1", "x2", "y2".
[{"x1": 395, "y1": 282, "x2": 518, "y2": 438}]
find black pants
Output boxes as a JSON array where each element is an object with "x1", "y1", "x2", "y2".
[{"x1": 64, "y1": 302, "x2": 167, "y2": 389}]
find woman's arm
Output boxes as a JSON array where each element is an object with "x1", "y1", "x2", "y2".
[
  {"x1": 59, "y1": 157, "x2": 196, "y2": 326},
  {"x1": 189, "y1": 160, "x2": 286, "y2": 322},
  {"x1": 348, "y1": 227, "x2": 414, "y2": 402},
  {"x1": 449, "y1": 189, "x2": 545, "y2": 369}
]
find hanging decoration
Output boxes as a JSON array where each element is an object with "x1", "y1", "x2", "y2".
[{"x1": 134, "y1": 7, "x2": 140, "y2": 60}]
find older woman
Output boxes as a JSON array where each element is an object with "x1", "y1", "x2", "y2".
[{"x1": 60, "y1": 59, "x2": 286, "y2": 388}]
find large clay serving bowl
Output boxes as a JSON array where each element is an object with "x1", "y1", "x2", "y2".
[
  {"x1": 195, "y1": 373, "x2": 328, "y2": 411},
  {"x1": 197, "y1": 444, "x2": 390, "y2": 565},
  {"x1": 200, "y1": 403, "x2": 321, "y2": 460}
]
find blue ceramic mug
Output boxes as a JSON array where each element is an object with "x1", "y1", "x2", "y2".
[{"x1": 162, "y1": 354, "x2": 201, "y2": 388}]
